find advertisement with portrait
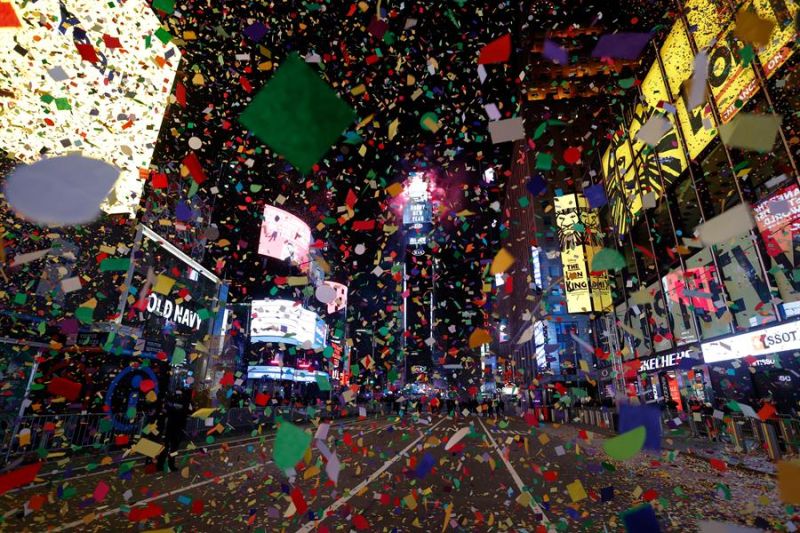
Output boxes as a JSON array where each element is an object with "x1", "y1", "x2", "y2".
[
  {"x1": 603, "y1": 0, "x2": 796, "y2": 235},
  {"x1": 258, "y1": 206, "x2": 312, "y2": 271}
]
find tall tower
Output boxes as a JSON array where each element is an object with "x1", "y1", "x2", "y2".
[{"x1": 401, "y1": 172, "x2": 436, "y2": 385}]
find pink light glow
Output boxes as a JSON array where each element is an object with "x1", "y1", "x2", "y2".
[{"x1": 388, "y1": 170, "x2": 447, "y2": 223}]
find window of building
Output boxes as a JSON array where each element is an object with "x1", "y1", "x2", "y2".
[
  {"x1": 670, "y1": 175, "x2": 704, "y2": 240},
  {"x1": 650, "y1": 199, "x2": 680, "y2": 273},
  {"x1": 698, "y1": 143, "x2": 740, "y2": 217},
  {"x1": 683, "y1": 247, "x2": 734, "y2": 340},
  {"x1": 715, "y1": 232, "x2": 777, "y2": 329},
  {"x1": 630, "y1": 222, "x2": 658, "y2": 285},
  {"x1": 733, "y1": 93, "x2": 796, "y2": 204}
]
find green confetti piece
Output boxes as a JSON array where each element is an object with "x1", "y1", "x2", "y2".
[
  {"x1": 273, "y1": 421, "x2": 311, "y2": 470},
  {"x1": 154, "y1": 27, "x2": 172, "y2": 45},
  {"x1": 99, "y1": 257, "x2": 130, "y2": 272},
  {"x1": 238, "y1": 53, "x2": 356, "y2": 173},
  {"x1": 75, "y1": 306, "x2": 94, "y2": 324},
  {"x1": 152, "y1": 0, "x2": 175, "y2": 13}
]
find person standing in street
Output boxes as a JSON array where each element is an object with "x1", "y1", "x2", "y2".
[{"x1": 158, "y1": 389, "x2": 192, "y2": 472}]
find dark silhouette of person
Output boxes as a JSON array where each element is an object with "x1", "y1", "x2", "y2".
[{"x1": 158, "y1": 389, "x2": 192, "y2": 472}]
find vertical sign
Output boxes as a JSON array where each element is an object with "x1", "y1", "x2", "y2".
[{"x1": 554, "y1": 194, "x2": 612, "y2": 313}]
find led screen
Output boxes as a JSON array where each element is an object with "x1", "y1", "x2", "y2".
[
  {"x1": 0, "y1": 0, "x2": 181, "y2": 216},
  {"x1": 323, "y1": 281, "x2": 348, "y2": 314},
  {"x1": 258, "y1": 206, "x2": 312, "y2": 269},
  {"x1": 250, "y1": 299, "x2": 327, "y2": 349}
]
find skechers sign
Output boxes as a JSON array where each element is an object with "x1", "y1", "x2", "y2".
[
  {"x1": 637, "y1": 347, "x2": 700, "y2": 372},
  {"x1": 147, "y1": 294, "x2": 203, "y2": 331},
  {"x1": 702, "y1": 322, "x2": 800, "y2": 363}
]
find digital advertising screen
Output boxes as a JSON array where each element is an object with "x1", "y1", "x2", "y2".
[
  {"x1": 250, "y1": 299, "x2": 327, "y2": 349},
  {"x1": 0, "y1": 0, "x2": 181, "y2": 216},
  {"x1": 258, "y1": 206, "x2": 312, "y2": 269},
  {"x1": 323, "y1": 281, "x2": 348, "y2": 314}
]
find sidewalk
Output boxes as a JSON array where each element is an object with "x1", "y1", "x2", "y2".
[{"x1": 544, "y1": 418, "x2": 779, "y2": 476}]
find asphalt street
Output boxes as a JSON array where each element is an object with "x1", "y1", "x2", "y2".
[{"x1": 0, "y1": 412, "x2": 787, "y2": 532}]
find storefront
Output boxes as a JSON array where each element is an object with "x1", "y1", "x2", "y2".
[
  {"x1": 102, "y1": 225, "x2": 229, "y2": 395},
  {"x1": 701, "y1": 320, "x2": 800, "y2": 414},
  {"x1": 623, "y1": 345, "x2": 710, "y2": 410}
]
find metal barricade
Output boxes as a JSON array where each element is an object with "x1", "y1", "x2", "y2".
[
  {"x1": 725, "y1": 417, "x2": 746, "y2": 452},
  {"x1": 747, "y1": 417, "x2": 763, "y2": 452},
  {"x1": 3, "y1": 412, "x2": 145, "y2": 462},
  {"x1": 777, "y1": 417, "x2": 800, "y2": 455},
  {"x1": 759, "y1": 420, "x2": 782, "y2": 460}
]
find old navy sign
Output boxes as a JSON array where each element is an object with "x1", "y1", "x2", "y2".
[
  {"x1": 147, "y1": 293, "x2": 203, "y2": 330},
  {"x1": 637, "y1": 346, "x2": 700, "y2": 372},
  {"x1": 702, "y1": 321, "x2": 800, "y2": 364}
]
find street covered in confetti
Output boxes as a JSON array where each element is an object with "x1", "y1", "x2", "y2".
[{"x1": 1, "y1": 0, "x2": 800, "y2": 532}]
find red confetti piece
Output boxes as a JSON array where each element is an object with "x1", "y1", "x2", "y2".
[
  {"x1": 175, "y1": 81, "x2": 187, "y2": 107},
  {"x1": 0, "y1": 462, "x2": 42, "y2": 495},
  {"x1": 102, "y1": 34, "x2": 122, "y2": 49},
  {"x1": 128, "y1": 502, "x2": 164, "y2": 522},
  {"x1": 478, "y1": 34, "x2": 511, "y2": 64},
  {"x1": 291, "y1": 487, "x2": 308, "y2": 515},
  {"x1": 75, "y1": 43, "x2": 100, "y2": 63},
  {"x1": 352, "y1": 514, "x2": 370, "y2": 530},
  {"x1": 0, "y1": 2, "x2": 21, "y2": 28},
  {"x1": 352, "y1": 220, "x2": 376, "y2": 231},
  {"x1": 47, "y1": 376, "x2": 82, "y2": 401},
  {"x1": 709, "y1": 458, "x2": 727, "y2": 472},
  {"x1": 182, "y1": 153, "x2": 207, "y2": 184}
]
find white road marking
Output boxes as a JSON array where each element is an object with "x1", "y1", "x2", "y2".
[
  {"x1": 477, "y1": 417, "x2": 549, "y2": 525},
  {"x1": 3, "y1": 418, "x2": 397, "y2": 524},
  {"x1": 295, "y1": 415, "x2": 450, "y2": 533},
  {"x1": 12, "y1": 416, "x2": 388, "y2": 490}
]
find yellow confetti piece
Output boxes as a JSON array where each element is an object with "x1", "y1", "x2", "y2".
[
  {"x1": 441, "y1": 504, "x2": 452, "y2": 533},
  {"x1": 490, "y1": 248, "x2": 515, "y2": 274},
  {"x1": 388, "y1": 118, "x2": 399, "y2": 140},
  {"x1": 422, "y1": 116, "x2": 441, "y2": 133},
  {"x1": 303, "y1": 465, "x2": 320, "y2": 480},
  {"x1": 567, "y1": 479, "x2": 588, "y2": 502},
  {"x1": 130, "y1": 438, "x2": 164, "y2": 459},
  {"x1": 386, "y1": 182, "x2": 404, "y2": 197}
]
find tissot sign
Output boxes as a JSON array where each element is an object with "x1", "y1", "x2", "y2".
[
  {"x1": 147, "y1": 294, "x2": 203, "y2": 330},
  {"x1": 702, "y1": 321, "x2": 800, "y2": 363}
]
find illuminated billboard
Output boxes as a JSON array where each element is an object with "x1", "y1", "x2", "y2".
[
  {"x1": 602, "y1": 0, "x2": 797, "y2": 235},
  {"x1": 323, "y1": 281, "x2": 348, "y2": 314},
  {"x1": 0, "y1": 0, "x2": 181, "y2": 216},
  {"x1": 753, "y1": 184, "x2": 800, "y2": 315},
  {"x1": 250, "y1": 299, "x2": 327, "y2": 349},
  {"x1": 402, "y1": 172, "x2": 433, "y2": 226},
  {"x1": 258, "y1": 206, "x2": 312, "y2": 269},
  {"x1": 554, "y1": 194, "x2": 612, "y2": 313}
]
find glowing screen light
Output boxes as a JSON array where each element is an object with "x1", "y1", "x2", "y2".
[
  {"x1": 258, "y1": 205, "x2": 312, "y2": 269},
  {"x1": 250, "y1": 299, "x2": 327, "y2": 349},
  {"x1": 405, "y1": 172, "x2": 430, "y2": 201},
  {"x1": 322, "y1": 281, "x2": 348, "y2": 314},
  {"x1": 0, "y1": 0, "x2": 181, "y2": 216}
]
